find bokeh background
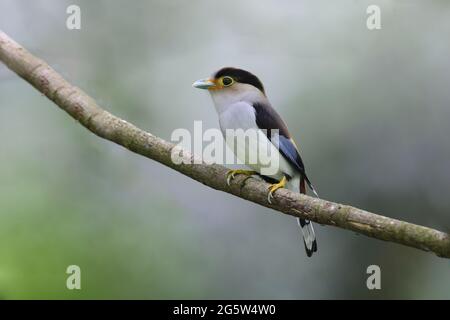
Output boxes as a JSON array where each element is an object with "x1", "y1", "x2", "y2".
[{"x1": 0, "y1": 0, "x2": 449, "y2": 299}]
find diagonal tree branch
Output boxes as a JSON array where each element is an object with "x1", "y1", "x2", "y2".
[{"x1": 1, "y1": 30, "x2": 449, "y2": 258}]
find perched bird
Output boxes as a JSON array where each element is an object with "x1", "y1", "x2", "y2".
[{"x1": 193, "y1": 67, "x2": 318, "y2": 257}]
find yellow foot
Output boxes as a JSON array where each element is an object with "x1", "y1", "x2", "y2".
[
  {"x1": 226, "y1": 169, "x2": 258, "y2": 186},
  {"x1": 267, "y1": 176, "x2": 287, "y2": 204}
]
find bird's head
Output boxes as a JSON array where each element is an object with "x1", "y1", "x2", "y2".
[
  {"x1": 193, "y1": 67, "x2": 264, "y2": 93},
  {"x1": 193, "y1": 67, "x2": 266, "y2": 111}
]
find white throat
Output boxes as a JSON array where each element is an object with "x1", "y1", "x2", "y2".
[{"x1": 209, "y1": 83, "x2": 267, "y2": 114}]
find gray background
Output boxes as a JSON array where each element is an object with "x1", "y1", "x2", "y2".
[{"x1": 0, "y1": 0, "x2": 449, "y2": 298}]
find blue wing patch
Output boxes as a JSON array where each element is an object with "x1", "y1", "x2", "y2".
[
  {"x1": 253, "y1": 101, "x2": 317, "y2": 195},
  {"x1": 252, "y1": 101, "x2": 307, "y2": 175}
]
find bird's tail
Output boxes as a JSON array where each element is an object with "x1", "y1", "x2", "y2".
[
  {"x1": 298, "y1": 177, "x2": 318, "y2": 257},
  {"x1": 297, "y1": 217, "x2": 317, "y2": 257}
]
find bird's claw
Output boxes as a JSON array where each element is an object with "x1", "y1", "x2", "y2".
[
  {"x1": 267, "y1": 190, "x2": 274, "y2": 204},
  {"x1": 225, "y1": 170, "x2": 257, "y2": 186},
  {"x1": 267, "y1": 176, "x2": 287, "y2": 204},
  {"x1": 226, "y1": 171, "x2": 236, "y2": 186}
]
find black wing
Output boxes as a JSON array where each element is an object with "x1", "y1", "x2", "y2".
[
  {"x1": 253, "y1": 102, "x2": 317, "y2": 194},
  {"x1": 253, "y1": 102, "x2": 306, "y2": 175}
]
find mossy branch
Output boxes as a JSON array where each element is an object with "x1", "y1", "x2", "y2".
[{"x1": 1, "y1": 30, "x2": 449, "y2": 258}]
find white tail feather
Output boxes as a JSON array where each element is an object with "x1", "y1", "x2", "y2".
[
  {"x1": 297, "y1": 218, "x2": 315, "y2": 250},
  {"x1": 287, "y1": 177, "x2": 318, "y2": 257}
]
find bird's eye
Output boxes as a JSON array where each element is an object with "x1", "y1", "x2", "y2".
[{"x1": 221, "y1": 76, "x2": 234, "y2": 86}]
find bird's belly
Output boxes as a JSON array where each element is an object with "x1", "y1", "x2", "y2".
[
  {"x1": 218, "y1": 103, "x2": 296, "y2": 180},
  {"x1": 223, "y1": 127, "x2": 296, "y2": 180}
]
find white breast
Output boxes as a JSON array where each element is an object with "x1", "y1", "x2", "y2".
[{"x1": 216, "y1": 101, "x2": 296, "y2": 180}]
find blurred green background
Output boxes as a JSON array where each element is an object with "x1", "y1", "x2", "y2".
[{"x1": 0, "y1": 0, "x2": 449, "y2": 299}]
